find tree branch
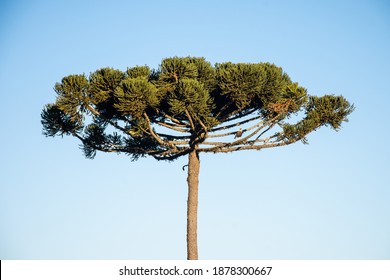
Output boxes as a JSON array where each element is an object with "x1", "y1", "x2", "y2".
[
  {"x1": 85, "y1": 104, "x2": 129, "y2": 134},
  {"x1": 156, "y1": 120, "x2": 189, "y2": 133},
  {"x1": 157, "y1": 110, "x2": 188, "y2": 127},
  {"x1": 185, "y1": 109, "x2": 195, "y2": 131},
  {"x1": 72, "y1": 131, "x2": 149, "y2": 156},
  {"x1": 198, "y1": 113, "x2": 282, "y2": 151},
  {"x1": 252, "y1": 123, "x2": 277, "y2": 143},
  {"x1": 206, "y1": 130, "x2": 236, "y2": 138},
  {"x1": 150, "y1": 147, "x2": 191, "y2": 161},
  {"x1": 195, "y1": 116, "x2": 208, "y2": 133},
  {"x1": 207, "y1": 117, "x2": 264, "y2": 139},
  {"x1": 210, "y1": 114, "x2": 261, "y2": 132},
  {"x1": 197, "y1": 138, "x2": 295, "y2": 153},
  {"x1": 143, "y1": 113, "x2": 176, "y2": 149},
  {"x1": 156, "y1": 132, "x2": 191, "y2": 140}
]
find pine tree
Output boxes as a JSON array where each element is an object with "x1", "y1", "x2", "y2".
[{"x1": 42, "y1": 57, "x2": 354, "y2": 260}]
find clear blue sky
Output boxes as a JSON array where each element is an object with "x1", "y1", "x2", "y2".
[{"x1": 0, "y1": 0, "x2": 389, "y2": 260}]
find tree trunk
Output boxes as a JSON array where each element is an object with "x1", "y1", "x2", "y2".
[{"x1": 186, "y1": 149, "x2": 200, "y2": 260}]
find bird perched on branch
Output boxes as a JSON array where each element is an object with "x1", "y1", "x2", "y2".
[{"x1": 235, "y1": 128, "x2": 243, "y2": 139}]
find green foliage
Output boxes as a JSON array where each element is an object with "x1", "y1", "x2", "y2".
[
  {"x1": 115, "y1": 77, "x2": 159, "y2": 118},
  {"x1": 41, "y1": 104, "x2": 82, "y2": 137},
  {"x1": 152, "y1": 57, "x2": 219, "y2": 129},
  {"x1": 216, "y1": 62, "x2": 266, "y2": 109},
  {"x1": 126, "y1": 66, "x2": 151, "y2": 79},
  {"x1": 160, "y1": 57, "x2": 199, "y2": 81},
  {"x1": 213, "y1": 62, "x2": 296, "y2": 119},
  {"x1": 168, "y1": 78, "x2": 217, "y2": 128},
  {"x1": 186, "y1": 57, "x2": 216, "y2": 91},
  {"x1": 82, "y1": 123, "x2": 110, "y2": 158},
  {"x1": 259, "y1": 63, "x2": 292, "y2": 106},
  {"x1": 124, "y1": 135, "x2": 161, "y2": 161},
  {"x1": 281, "y1": 83, "x2": 308, "y2": 113},
  {"x1": 156, "y1": 57, "x2": 216, "y2": 95},
  {"x1": 42, "y1": 57, "x2": 354, "y2": 160},
  {"x1": 306, "y1": 95, "x2": 354, "y2": 129},
  {"x1": 280, "y1": 95, "x2": 354, "y2": 143},
  {"x1": 54, "y1": 74, "x2": 89, "y2": 122},
  {"x1": 89, "y1": 68, "x2": 125, "y2": 104}
]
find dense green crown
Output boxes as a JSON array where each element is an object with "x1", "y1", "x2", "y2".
[{"x1": 42, "y1": 57, "x2": 354, "y2": 160}]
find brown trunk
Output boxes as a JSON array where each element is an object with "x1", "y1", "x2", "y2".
[{"x1": 186, "y1": 149, "x2": 200, "y2": 260}]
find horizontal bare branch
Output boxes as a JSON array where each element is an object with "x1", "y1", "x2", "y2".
[
  {"x1": 157, "y1": 132, "x2": 191, "y2": 140},
  {"x1": 225, "y1": 113, "x2": 280, "y2": 146},
  {"x1": 197, "y1": 138, "x2": 295, "y2": 153},
  {"x1": 206, "y1": 117, "x2": 265, "y2": 140},
  {"x1": 156, "y1": 121, "x2": 189, "y2": 133},
  {"x1": 206, "y1": 130, "x2": 237, "y2": 138},
  {"x1": 198, "y1": 113, "x2": 282, "y2": 152},
  {"x1": 157, "y1": 110, "x2": 188, "y2": 127},
  {"x1": 210, "y1": 114, "x2": 262, "y2": 132},
  {"x1": 201, "y1": 131, "x2": 279, "y2": 148}
]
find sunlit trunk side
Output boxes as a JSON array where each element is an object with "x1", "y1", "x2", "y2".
[{"x1": 186, "y1": 149, "x2": 200, "y2": 260}]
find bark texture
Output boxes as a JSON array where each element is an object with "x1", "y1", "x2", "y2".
[{"x1": 186, "y1": 149, "x2": 200, "y2": 260}]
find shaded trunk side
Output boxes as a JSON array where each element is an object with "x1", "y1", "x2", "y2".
[{"x1": 187, "y1": 149, "x2": 200, "y2": 260}]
